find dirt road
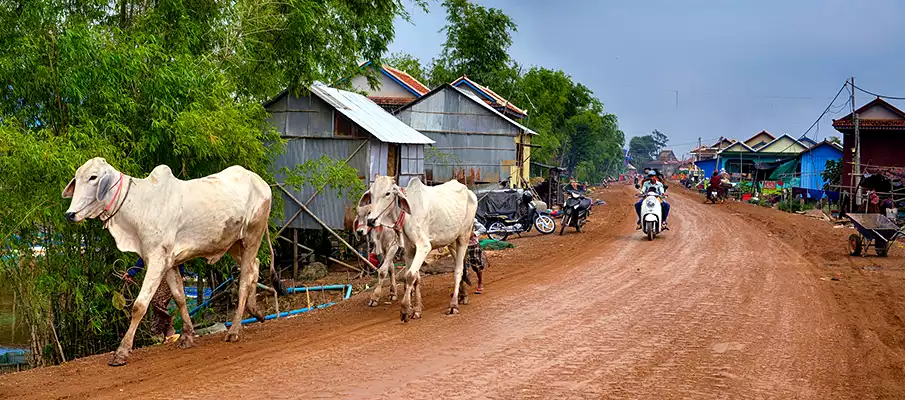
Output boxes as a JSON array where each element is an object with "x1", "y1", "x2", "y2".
[{"x1": 2, "y1": 185, "x2": 905, "y2": 399}]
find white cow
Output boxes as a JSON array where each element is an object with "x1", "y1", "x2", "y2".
[
  {"x1": 62, "y1": 157, "x2": 282, "y2": 366},
  {"x1": 359, "y1": 176, "x2": 477, "y2": 321},
  {"x1": 353, "y1": 204, "x2": 401, "y2": 306}
]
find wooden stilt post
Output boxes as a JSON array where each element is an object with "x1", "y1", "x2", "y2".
[
  {"x1": 292, "y1": 228, "x2": 299, "y2": 286},
  {"x1": 276, "y1": 184, "x2": 375, "y2": 271}
]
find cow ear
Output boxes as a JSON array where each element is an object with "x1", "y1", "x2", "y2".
[
  {"x1": 96, "y1": 173, "x2": 115, "y2": 202},
  {"x1": 396, "y1": 192, "x2": 411, "y2": 215},
  {"x1": 357, "y1": 191, "x2": 371, "y2": 207},
  {"x1": 62, "y1": 178, "x2": 76, "y2": 199}
]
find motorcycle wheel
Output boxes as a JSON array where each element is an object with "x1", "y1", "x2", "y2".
[
  {"x1": 535, "y1": 215, "x2": 556, "y2": 235},
  {"x1": 559, "y1": 215, "x2": 569, "y2": 235},
  {"x1": 488, "y1": 221, "x2": 508, "y2": 241},
  {"x1": 646, "y1": 221, "x2": 655, "y2": 241},
  {"x1": 575, "y1": 218, "x2": 583, "y2": 233}
]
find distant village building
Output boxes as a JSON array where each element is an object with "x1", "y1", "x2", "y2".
[
  {"x1": 798, "y1": 140, "x2": 843, "y2": 191},
  {"x1": 264, "y1": 83, "x2": 433, "y2": 231},
  {"x1": 644, "y1": 149, "x2": 681, "y2": 177}
]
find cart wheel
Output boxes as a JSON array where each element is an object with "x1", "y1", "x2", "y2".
[{"x1": 848, "y1": 234, "x2": 863, "y2": 256}]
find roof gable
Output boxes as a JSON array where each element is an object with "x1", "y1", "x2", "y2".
[
  {"x1": 334, "y1": 61, "x2": 430, "y2": 98},
  {"x1": 394, "y1": 84, "x2": 536, "y2": 135},
  {"x1": 450, "y1": 76, "x2": 527, "y2": 118},
  {"x1": 798, "y1": 136, "x2": 818, "y2": 146},
  {"x1": 833, "y1": 97, "x2": 905, "y2": 131},
  {"x1": 719, "y1": 141, "x2": 755, "y2": 153},
  {"x1": 744, "y1": 130, "x2": 775, "y2": 147},
  {"x1": 710, "y1": 138, "x2": 735, "y2": 149},
  {"x1": 757, "y1": 134, "x2": 807, "y2": 154},
  {"x1": 803, "y1": 140, "x2": 843, "y2": 153}
]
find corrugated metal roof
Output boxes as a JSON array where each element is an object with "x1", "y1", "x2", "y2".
[
  {"x1": 449, "y1": 85, "x2": 538, "y2": 135},
  {"x1": 309, "y1": 83, "x2": 434, "y2": 144}
]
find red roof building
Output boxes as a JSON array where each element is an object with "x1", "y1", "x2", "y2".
[
  {"x1": 832, "y1": 97, "x2": 905, "y2": 193},
  {"x1": 343, "y1": 61, "x2": 431, "y2": 112}
]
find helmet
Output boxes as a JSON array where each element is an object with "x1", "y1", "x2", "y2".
[{"x1": 521, "y1": 190, "x2": 534, "y2": 203}]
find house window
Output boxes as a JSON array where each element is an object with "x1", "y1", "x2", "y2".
[{"x1": 334, "y1": 113, "x2": 363, "y2": 138}]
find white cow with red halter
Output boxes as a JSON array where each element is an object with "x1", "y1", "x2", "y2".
[
  {"x1": 62, "y1": 157, "x2": 283, "y2": 366},
  {"x1": 359, "y1": 175, "x2": 478, "y2": 321}
]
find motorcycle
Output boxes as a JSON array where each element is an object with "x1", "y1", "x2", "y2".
[
  {"x1": 638, "y1": 191, "x2": 667, "y2": 241},
  {"x1": 706, "y1": 184, "x2": 721, "y2": 204},
  {"x1": 560, "y1": 190, "x2": 592, "y2": 235},
  {"x1": 483, "y1": 192, "x2": 556, "y2": 241}
]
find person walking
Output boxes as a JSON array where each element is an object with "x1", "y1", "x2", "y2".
[{"x1": 124, "y1": 259, "x2": 186, "y2": 343}]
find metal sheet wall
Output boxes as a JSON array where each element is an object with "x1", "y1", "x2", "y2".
[
  {"x1": 396, "y1": 86, "x2": 519, "y2": 184},
  {"x1": 272, "y1": 138, "x2": 370, "y2": 230}
]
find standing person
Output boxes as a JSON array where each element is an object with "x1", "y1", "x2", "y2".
[
  {"x1": 465, "y1": 232, "x2": 486, "y2": 294},
  {"x1": 124, "y1": 259, "x2": 186, "y2": 343}
]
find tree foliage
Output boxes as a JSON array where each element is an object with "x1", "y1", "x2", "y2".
[
  {"x1": 398, "y1": 1, "x2": 625, "y2": 183},
  {"x1": 629, "y1": 130, "x2": 670, "y2": 168},
  {"x1": 822, "y1": 159, "x2": 842, "y2": 191},
  {"x1": 383, "y1": 52, "x2": 430, "y2": 85},
  {"x1": 0, "y1": 0, "x2": 414, "y2": 365}
]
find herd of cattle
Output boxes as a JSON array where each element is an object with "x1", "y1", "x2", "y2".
[{"x1": 62, "y1": 158, "x2": 479, "y2": 366}]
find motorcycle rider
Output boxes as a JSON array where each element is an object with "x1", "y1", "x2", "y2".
[
  {"x1": 707, "y1": 170, "x2": 722, "y2": 202},
  {"x1": 635, "y1": 170, "x2": 670, "y2": 230}
]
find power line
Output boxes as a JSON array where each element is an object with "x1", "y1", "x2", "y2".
[
  {"x1": 774, "y1": 82, "x2": 849, "y2": 154},
  {"x1": 851, "y1": 83, "x2": 905, "y2": 100}
]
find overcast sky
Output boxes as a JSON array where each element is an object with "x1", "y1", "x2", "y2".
[{"x1": 388, "y1": 0, "x2": 905, "y2": 157}]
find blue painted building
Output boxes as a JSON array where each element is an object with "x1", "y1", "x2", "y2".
[
  {"x1": 798, "y1": 140, "x2": 843, "y2": 190},
  {"x1": 695, "y1": 159, "x2": 718, "y2": 179}
]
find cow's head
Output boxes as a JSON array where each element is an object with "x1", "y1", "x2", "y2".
[
  {"x1": 62, "y1": 157, "x2": 122, "y2": 223},
  {"x1": 353, "y1": 203, "x2": 371, "y2": 237},
  {"x1": 362, "y1": 175, "x2": 410, "y2": 229}
]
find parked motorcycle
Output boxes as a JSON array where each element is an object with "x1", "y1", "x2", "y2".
[
  {"x1": 560, "y1": 190, "x2": 592, "y2": 235},
  {"x1": 483, "y1": 192, "x2": 556, "y2": 241},
  {"x1": 638, "y1": 191, "x2": 667, "y2": 241}
]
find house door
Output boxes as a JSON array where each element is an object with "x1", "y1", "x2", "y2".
[{"x1": 387, "y1": 144, "x2": 399, "y2": 178}]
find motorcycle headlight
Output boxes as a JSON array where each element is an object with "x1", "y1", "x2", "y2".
[{"x1": 646, "y1": 199, "x2": 655, "y2": 208}]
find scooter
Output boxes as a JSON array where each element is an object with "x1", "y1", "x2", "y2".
[
  {"x1": 638, "y1": 191, "x2": 667, "y2": 241},
  {"x1": 483, "y1": 193, "x2": 556, "y2": 241},
  {"x1": 560, "y1": 190, "x2": 592, "y2": 235}
]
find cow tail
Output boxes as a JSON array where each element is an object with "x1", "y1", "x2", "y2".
[{"x1": 266, "y1": 228, "x2": 286, "y2": 296}]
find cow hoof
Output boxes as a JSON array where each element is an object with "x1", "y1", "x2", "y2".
[
  {"x1": 400, "y1": 311, "x2": 410, "y2": 323},
  {"x1": 389, "y1": 294, "x2": 398, "y2": 301},
  {"x1": 459, "y1": 296, "x2": 469, "y2": 305},
  {"x1": 368, "y1": 299, "x2": 379, "y2": 307},
  {"x1": 412, "y1": 312, "x2": 422, "y2": 320},
  {"x1": 176, "y1": 335, "x2": 196, "y2": 349},
  {"x1": 224, "y1": 332, "x2": 241, "y2": 343},
  {"x1": 109, "y1": 351, "x2": 129, "y2": 367},
  {"x1": 448, "y1": 306, "x2": 460, "y2": 315}
]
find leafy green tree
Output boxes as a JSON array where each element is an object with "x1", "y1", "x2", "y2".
[
  {"x1": 427, "y1": 0, "x2": 518, "y2": 93},
  {"x1": 0, "y1": 0, "x2": 417, "y2": 365},
  {"x1": 629, "y1": 130, "x2": 670, "y2": 167}
]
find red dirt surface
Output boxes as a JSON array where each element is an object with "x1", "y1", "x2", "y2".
[{"x1": 2, "y1": 185, "x2": 905, "y2": 399}]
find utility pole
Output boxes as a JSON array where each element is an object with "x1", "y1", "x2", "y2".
[{"x1": 851, "y1": 77, "x2": 862, "y2": 208}]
